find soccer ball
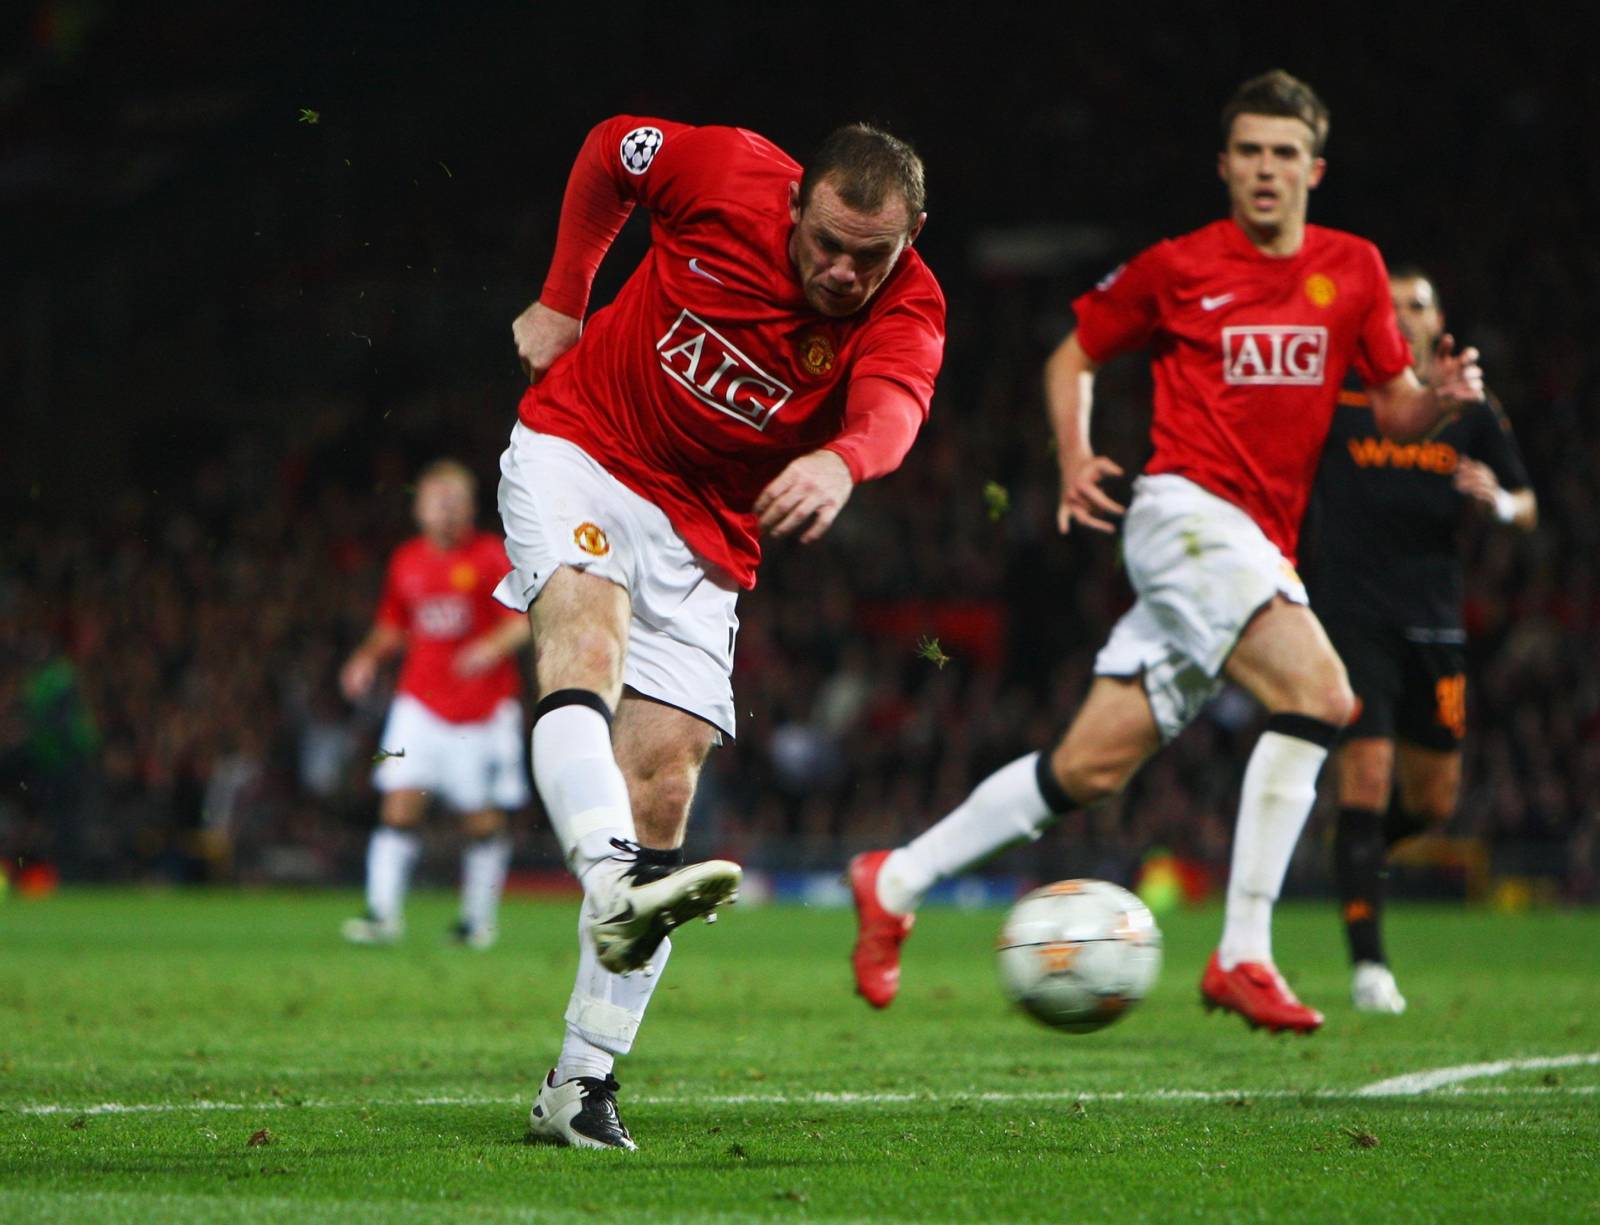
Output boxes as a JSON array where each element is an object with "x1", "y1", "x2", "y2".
[{"x1": 996, "y1": 879, "x2": 1162, "y2": 1032}]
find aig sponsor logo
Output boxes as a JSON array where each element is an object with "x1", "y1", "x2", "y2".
[
  {"x1": 1221, "y1": 325, "x2": 1328, "y2": 386},
  {"x1": 657, "y1": 309, "x2": 794, "y2": 430},
  {"x1": 415, "y1": 595, "x2": 471, "y2": 638}
]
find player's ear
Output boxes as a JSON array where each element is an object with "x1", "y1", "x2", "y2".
[
  {"x1": 906, "y1": 211, "x2": 927, "y2": 246},
  {"x1": 1308, "y1": 157, "x2": 1327, "y2": 189},
  {"x1": 788, "y1": 180, "x2": 802, "y2": 224},
  {"x1": 1216, "y1": 150, "x2": 1228, "y2": 183}
]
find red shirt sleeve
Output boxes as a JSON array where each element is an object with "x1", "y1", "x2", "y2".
[
  {"x1": 1350, "y1": 242, "x2": 1412, "y2": 387},
  {"x1": 1070, "y1": 245, "x2": 1166, "y2": 363},
  {"x1": 374, "y1": 551, "x2": 406, "y2": 631},
  {"x1": 824, "y1": 376, "x2": 927, "y2": 483},
  {"x1": 831, "y1": 269, "x2": 945, "y2": 480},
  {"x1": 539, "y1": 116, "x2": 702, "y2": 318}
]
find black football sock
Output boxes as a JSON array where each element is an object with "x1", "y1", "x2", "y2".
[{"x1": 1333, "y1": 805, "x2": 1387, "y2": 966}]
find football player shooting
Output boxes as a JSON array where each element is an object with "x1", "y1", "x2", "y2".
[
  {"x1": 500, "y1": 117, "x2": 945, "y2": 1148},
  {"x1": 849, "y1": 70, "x2": 1483, "y2": 1034},
  {"x1": 1306, "y1": 268, "x2": 1536, "y2": 1014},
  {"x1": 340, "y1": 460, "x2": 530, "y2": 950}
]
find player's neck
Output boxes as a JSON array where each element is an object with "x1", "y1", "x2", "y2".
[
  {"x1": 1231, "y1": 211, "x2": 1306, "y2": 258},
  {"x1": 425, "y1": 528, "x2": 468, "y2": 551}
]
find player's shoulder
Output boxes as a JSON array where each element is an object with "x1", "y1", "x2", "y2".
[
  {"x1": 667, "y1": 122, "x2": 801, "y2": 184},
  {"x1": 1304, "y1": 224, "x2": 1385, "y2": 267},
  {"x1": 877, "y1": 247, "x2": 946, "y2": 315}
]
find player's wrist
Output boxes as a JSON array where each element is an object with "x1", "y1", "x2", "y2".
[{"x1": 1491, "y1": 488, "x2": 1517, "y2": 523}]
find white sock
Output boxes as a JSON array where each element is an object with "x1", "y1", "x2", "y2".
[
  {"x1": 556, "y1": 906, "x2": 672, "y2": 1082},
  {"x1": 1219, "y1": 727, "x2": 1331, "y2": 969},
  {"x1": 877, "y1": 753, "x2": 1061, "y2": 914},
  {"x1": 530, "y1": 702, "x2": 636, "y2": 881},
  {"x1": 460, "y1": 834, "x2": 511, "y2": 932},
  {"x1": 366, "y1": 826, "x2": 420, "y2": 925}
]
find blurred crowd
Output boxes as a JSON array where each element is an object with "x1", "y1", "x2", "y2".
[
  {"x1": 2, "y1": 329, "x2": 1595, "y2": 898},
  {"x1": 2, "y1": 6, "x2": 1595, "y2": 898}
]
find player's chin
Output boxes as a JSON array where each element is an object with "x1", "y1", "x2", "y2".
[{"x1": 808, "y1": 286, "x2": 864, "y2": 317}]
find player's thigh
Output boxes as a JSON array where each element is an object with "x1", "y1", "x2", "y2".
[
  {"x1": 372, "y1": 695, "x2": 446, "y2": 820},
  {"x1": 379, "y1": 788, "x2": 430, "y2": 828},
  {"x1": 530, "y1": 567, "x2": 632, "y2": 702},
  {"x1": 460, "y1": 808, "x2": 507, "y2": 839},
  {"x1": 438, "y1": 700, "x2": 530, "y2": 817},
  {"x1": 1051, "y1": 675, "x2": 1162, "y2": 804},
  {"x1": 494, "y1": 427, "x2": 644, "y2": 703},
  {"x1": 1334, "y1": 737, "x2": 1396, "y2": 810},
  {"x1": 1224, "y1": 598, "x2": 1353, "y2": 722},
  {"x1": 613, "y1": 691, "x2": 718, "y2": 849},
  {"x1": 1394, "y1": 743, "x2": 1462, "y2": 823}
]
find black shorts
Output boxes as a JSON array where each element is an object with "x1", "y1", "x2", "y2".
[{"x1": 1324, "y1": 615, "x2": 1466, "y2": 751}]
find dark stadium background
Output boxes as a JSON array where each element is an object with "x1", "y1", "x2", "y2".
[{"x1": 2, "y1": 2, "x2": 1594, "y2": 904}]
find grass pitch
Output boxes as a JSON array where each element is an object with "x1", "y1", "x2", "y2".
[{"x1": 2, "y1": 889, "x2": 1598, "y2": 1223}]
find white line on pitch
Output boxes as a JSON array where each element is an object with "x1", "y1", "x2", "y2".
[
  {"x1": 1355, "y1": 1052, "x2": 1600, "y2": 1097},
  {"x1": 10, "y1": 1081, "x2": 1597, "y2": 1117}
]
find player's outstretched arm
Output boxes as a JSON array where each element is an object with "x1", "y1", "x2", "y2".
[
  {"x1": 1369, "y1": 333, "x2": 1484, "y2": 442},
  {"x1": 1454, "y1": 458, "x2": 1539, "y2": 531},
  {"x1": 754, "y1": 451, "x2": 854, "y2": 544},
  {"x1": 1046, "y1": 332, "x2": 1121, "y2": 534},
  {"x1": 512, "y1": 302, "x2": 582, "y2": 385},
  {"x1": 453, "y1": 615, "x2": 533, "y2": 677},
  {"x1": 755, "y1": 376, "x2": 928, "y2": 544},
  {"x1": 340, "y1": 624, "x2": 406, "y2": 701}
]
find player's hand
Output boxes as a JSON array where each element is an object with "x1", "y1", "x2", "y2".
[
  {"x1": 1453, "y1": 457, "x2": 1502, "y2": 508},
  {"x1": 452, "y1": 639, "x2": 503, "y2": 678},
  {"x1": 512, "y1": 301, "x2": 582, "y2": 384},
  {"x1": 755, "y1": 450, "x2": 854, "y2": 543},
  {"x1": 1430, "y1": 333, "x2": 1483, "y2": 409},
  {"x1": 1057, "y1": 453, "x2": 1126, "y2": 534},
  {"x1": 340, "y1": 653, "x2": 377, "y2": 702}
]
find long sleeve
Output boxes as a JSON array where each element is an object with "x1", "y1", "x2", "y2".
[{"x1": 824, "y1": 375, "x2": 929, "y2": 483}]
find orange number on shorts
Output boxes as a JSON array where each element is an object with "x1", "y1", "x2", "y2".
[{"x1": 1434, "y1": 674, "x2": 1467, "y2": 740}]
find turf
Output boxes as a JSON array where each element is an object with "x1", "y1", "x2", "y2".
[{"x1": 2, "y1": 890, "x2": 1597, "y2": 1223}]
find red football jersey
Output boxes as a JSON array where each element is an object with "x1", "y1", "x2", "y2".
[
  {"x1": 375, "y1": 532, "x2": 522, "y2": 723},
  {"x1": 520, "y1": 115, "x2": 947, "y2": 588},
  {"x1": 1073, "y1": 219, "x2": 1411, "y2": 563}
]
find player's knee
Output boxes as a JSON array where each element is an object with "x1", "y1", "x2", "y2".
[
  {"x1": 1300, "y1": 675, "x2": 1356, "y2": 729},
  {"x1": 553, "y1": 625, "x2": 625, "y2": 690},
  {"x1": 1056, "y1": 753, "x2": 1132, "y2": 806}
]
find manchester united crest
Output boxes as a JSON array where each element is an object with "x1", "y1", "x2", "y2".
[
  {"x1": 449, "y1": 562, "x2": 478, "y2": 591},
  {"x1": 1304, "y1": 273, "x2": 1337, "y2": 308},
  {"x1": 799, "y1": 332, "x2": 836, "y2": 377},
  {"x1": 573, "y1": 522, "x2": 611, "y2": 557}
]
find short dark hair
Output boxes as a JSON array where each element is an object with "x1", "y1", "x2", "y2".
[
  {"x1": 1388, "y1": 264, "x2": 1441, "y2": 306},
  {"x1": 1221, "y1": 70, "x2": 1329, "y2": 156},
  {"x1": 799, "y1": 123, "x2": 925, "y2": 224}
]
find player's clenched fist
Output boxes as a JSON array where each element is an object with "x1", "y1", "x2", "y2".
[
  {"x1": 512, "y1": 301, "x2": 582, "y2": 384},
  {"x1": 1430, "y1": 333, "x2": 1483, "y2": 408},
  {"x1": 755, "y1": 450, "x2": 854, "y2": 543},
  {"x1": 1057, "y1": 453, "x2": 1126, "y2": 535}
]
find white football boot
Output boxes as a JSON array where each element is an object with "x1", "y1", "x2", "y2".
[
  {"x1": 527, "y1": 1069, "x2": 636, "y2": 1150},
  {"x1": 1351, "y1": 961, "x2": 1408, "y2": 1014},
  {"x1": 587, "y1": 846, "x2": 741, "y2": 974},
  {"x1": 341, "y1": 912, "x2": 402, "y2": 945}
]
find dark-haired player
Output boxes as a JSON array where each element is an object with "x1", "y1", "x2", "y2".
[
  {"x1": 850, "y1": 70, "x2": 1482, "y2": 1034},
  {"x1": 1307, "y1": 267, "x2": 1535, "y2": 1013},
  {"x1": 500, "y1": 117, "x2": 945, "y2": 1146}
]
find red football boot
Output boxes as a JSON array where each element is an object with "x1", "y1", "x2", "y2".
[
  {"x1": 848, "y1": 851, "x2": 915, "y2": 1009},
  {"x1": 1200, "y1": 951, "x2": 1324, "y2": 1034}
]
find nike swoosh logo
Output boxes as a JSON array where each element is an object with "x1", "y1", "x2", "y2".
[
  {"x1": 1201, "y1": 293, "x2": 1235, "y2": 311},
  {"x1": 688, "y1": 257, "x2": 725, "y2": 285}
]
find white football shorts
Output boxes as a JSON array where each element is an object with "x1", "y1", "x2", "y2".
[
  {"x1": 1094, "y1": 473, "x2": 1309, "y2": 742},
  {"x1": 372, "y1": 694, "x2": 530, "y2": 812},
  {"x1": 493, "y1": 425, "x2": 739, "y2": 739}
]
